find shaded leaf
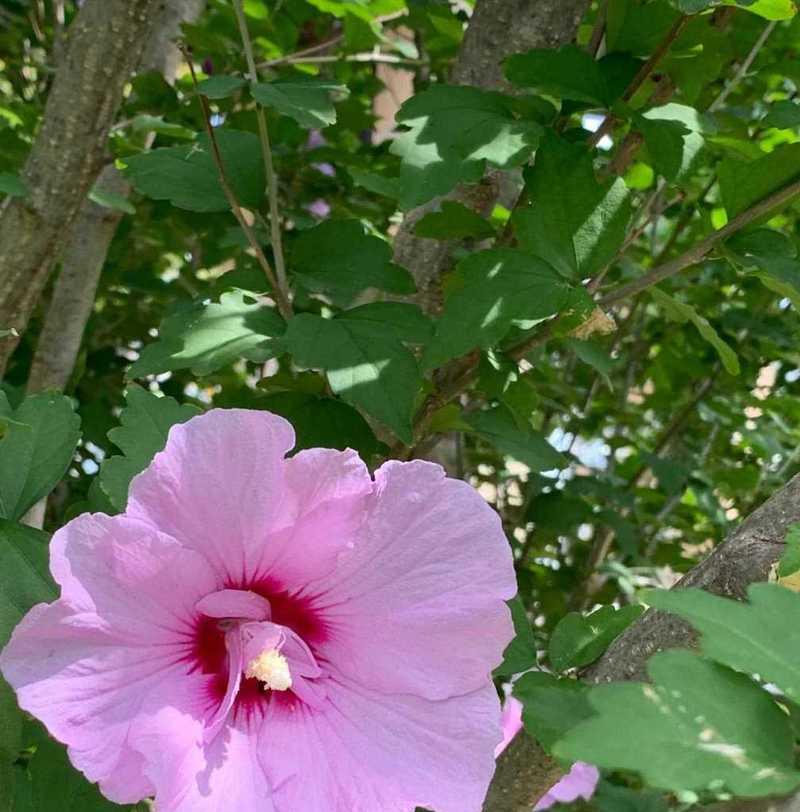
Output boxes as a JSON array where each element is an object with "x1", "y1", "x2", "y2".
[
  {"x1": 338, "y1": 302, "x2": 433, "y2": 345},
  {"x1": 97, "y1": 385, "x2": 201, "y2": 512},
  {"x1": 423, "y1": 249, "x2": 572, "y2": 369},
  {"x1": 123, "y1": 129, "x2": 264, "y2": 212},
  {"x1": 637, "y1": 103, "x2": 712, "y2": 182},
  {"x1": 0, "y1": 173, "x2": 28, "y2": 198},
  {"x1": 197, "y1": 74, "x2": 247, "y2": 99},
  {"x1": 252, "y1": 78, "x2": 347, "y2": 128},
  {"x1": 0, "y1": 393, "x2": 81, "y2": 522},
  {"x1": 414, "y1": 201, "x2": 495, "y2": 240},
  {"x1": 129, "y1": 290, "x2": 285, "y2": 378},
  {"x1": 495, "y1": 595, "x2": 538, "y2": 677},
  {"x1": 548, "y1": 604, "x2": 644, "y2": 672},
  {"x1": 515, "y1": 134, "x2": 632, "y2": 280},
  {"x1": 284, "y1": 313, "x2": 420, "y2": 443}
]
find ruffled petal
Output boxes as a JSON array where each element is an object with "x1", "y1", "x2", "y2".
[
  {"x1": 255, "y1": 448, "x2": 373, "y2": 590},
  {"x1": 311, "y1": 460, "x2": 516, "y2": 699},
  {"x1": 127, "y1": 409, "x2": 295, "y2": 581},
  {"x1": 0, "y1": 602, "x2": 210, "y2": 803},
  {"x1": 48, "y1": 512, "x2": 218, "y2": 644},
  {"x1": 257, "y1": 677, "x2": 502, "y2": 812}
]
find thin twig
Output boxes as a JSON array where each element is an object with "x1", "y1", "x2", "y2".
[
  {"x1": 708, "y1": 19, "x2": 778, "y2": 112},
  {"x1": 599, "y1": 176, "x2": 800, "y2": 307},
  {"x1": 586, "y1": 0, "x2": 609, "y2": 58},
  {"x1": 258, "y1": 35, "x2": 344, "y2": 68},
  {"x1": 182, "y1": 48, "x2": 293, "y2": 320},
  {"x1": 268, "y1": 52, "x2": 424, "y2": 66},
  {"x1": 232, "y1": 0, "x2": 291, "y2": 313}
]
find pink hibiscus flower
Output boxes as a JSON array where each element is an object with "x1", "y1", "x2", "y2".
[{"x1": 0, "y1": 409, "x2": 516, "y2": 811}]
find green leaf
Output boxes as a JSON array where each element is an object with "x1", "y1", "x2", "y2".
[
  {"x1": 515, "y1": 134, "x2": 632, "y2": 280},
  {"x1": 779, "y1": 523, "x2": 800, "y2": 578},
  {"x1": 718, "y1": 143, "x2": 800, "y2": 219},
  {"x1": 97, "y1": 385, "x2": 201, "y2": 513},
  {"x1": 347, "y1": 168, "x2": 400, "y2": 200},
  {"x1": 256, "y1": 392, "x2": 383, "y2": 460},
  {"x1": 555, "y1": 650, "x2": 800, "y2": 796},
  {"x1": 252, "y1": 78, "x2": 347, "y2": 128},
  {"x1": 129, "y1": 114, "x2": 195, "y2": 140},
  {"x1": 670, "y1": 0, "x2": 796, "y2": 16},
  {"x1": 505, "y1": 46, "x2": 638, "y2": 106},
  {"x1": 565, "y1": 338, "x2": 616, "y2": 388},
  {"x1": 0, "y1": 173, "x2": 28, "y2": 198},
  {"x1": 197, "y1": 74, "x2": 247, "y2": 99},
  {"x1": 337, "y1": 302, "x2": 433, "y2": 345},
  {"x1": 423, "y1": 248, "x2": 572, "y2": 369},
  {"x1": 726, "y1": 228, "x2": 800, "y2": 308},
  {"x1": 637, "y1": 104, "x2": 711, "y2": 182},
  {"x1": 548, "y1": 604, "x2": 644, "y2": 672},
  {"x1": 763, "y1": 100, "x2": 800, "y2": 129},
  {"x1": 0, "y1": 393, "x2": 81, "y2": 522},
  {"x1": 291, "y1": 220, "x2": 414, "y2": 302},
  {"x1": 123, "y1": 129, "x2": 265, "y2": 212},
  {"x1": 13, "y1": 720, "x2": 138, "y2": 812},
  {"x1": 466, "y1": 404, "x2": 565, "y2": 472},
  {"x1": 391, "y1": 85, "x2": 542, "y2": 210},
  {"x1": 514, "y1": 671, "x2": 594, "y2": 750},
  {"x1": 88, "y1": 186, "x2": 135, "y2": 215},
  {"x1": 413, "y1": 201, "x2": 495, "y2": 240},
  {"x1": 650, "y1": 288, "x2": 740, "y2": 375},
  {"x1": 0, "y1": 519, "x2": 55, "y2": 810},
  {"x1": 284, "y1": 313, "x2": 421, "y2": 443},
  {"x1": 129, "y1": 290, "x2": 285, "y2": 378},
  {"x1": 594, "y1": 783, "x2": 670, "y2": 812},
  {"x1": 646, "y1": 583, "x2": 800, "y2": 701},
  {"x1": 495, "y1": 595, "x2": 538, "y2": 677}
]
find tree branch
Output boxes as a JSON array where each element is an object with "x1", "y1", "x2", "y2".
[{"x1": 0, "y1": 0, "x2": 164, "y2": 377}]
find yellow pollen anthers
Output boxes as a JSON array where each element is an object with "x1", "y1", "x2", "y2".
[{"x1": 245, "y1": 649, "x2": 292, "y2": 692}]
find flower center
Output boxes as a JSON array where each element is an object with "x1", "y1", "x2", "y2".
[{"x1": 245, "y1": 648, "x2": 292, "y2": 691}]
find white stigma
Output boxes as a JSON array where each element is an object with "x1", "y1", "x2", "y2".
[{"x1": 245, "y1": 649, "x2": 292, "y2": 691}]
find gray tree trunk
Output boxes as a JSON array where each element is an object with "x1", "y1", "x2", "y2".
[
  {"x1": 26, "y1": 0, "x2": 207, "y2": 395},
  {"x1": 0, "y1": 0, "x2": 164, "y2": 376}
]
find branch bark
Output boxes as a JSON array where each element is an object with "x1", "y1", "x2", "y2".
[
  {"x1": 0, "y1": 0, "x2": 164, "y2": 376},
  {"x1": 26, "y1": 0, "x2": 208, "y2": 395},
  {"x1": 392, "y1": 0, "x2": 591, "y2": 315},
  {"x1": 485, "y1": 473, "x2": 798, "y2": 811}
]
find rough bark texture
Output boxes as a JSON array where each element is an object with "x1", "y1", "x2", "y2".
[
  {"x1": 392, "y1": 0, "x2": 591, "y2": 315},
  {"x1": 485, "y1": 473, "x2": 798, "y2": 812},
  {"x1": 26, "y1": 0, "x2": 207, "y2": 395},
  {"x1": 0, "y1": 0, "x2": 164, "y2": 376}
]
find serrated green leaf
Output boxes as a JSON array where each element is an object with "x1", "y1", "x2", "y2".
[
  {"x1": 669, "y1": 0, "x2": 796, "y2": 16},
  {"x1": 515, "y1": 134, "x2": 632, "y2": 280},
  {"x1": 123, "y1": 129, "x2": 265, "y2": 212},
  {"x1": 291, "y1": 220, "x2": 414, "y2": 302},
  {"x1": 130, "y1": 114, "x2": 195, "y2": 140},
  {"x1": 505, "y1": 46, "x2": 639, "y2": 106},
  {"x1": 495, "y1": 595, "x2": 538, "y2": 677},
  {"x1": 88, "y1": 186, "x2": 135, "y2": 215},
  {"x1": 555, "y1": 650, "x2": 800, "y2": 796},
  {"x1": 129, "y1": 290, "x2": 285, "y2": 378},
  {"x1": 0, "y1": 519, "x2": 54, "y2": 809},
  {"x1": 413, "y1": 201, "x2": 495, "y2": 240},
  {"x1": 548, "y1": 604, "x2": 644, "y2": 672},
  {"x1": 637, "y1": 104, "x2": 712, "y2": 182},
  {"x1": 718, "y1": 143, "x2": 800, "y2": 219},
  {"x1": 423, "y1": 248, "x2": 572, "y2": 369},
  {"x1": 97, "y1": 385, "x2": 201, "y2": 512},
  {"x1": 726, "y1": 229, "x2": 800, "y2": 309},
  {"x1": 0, "y1": 393, "x2": 81, "y2": 522},
  {"x1": 347, "y1": 167, "x2": 400, "y2": 200},
  {"x1": 197, "y1": 74, "x2": 247, "y2": 99},
  {"x1": 0, "y1": 173, "x2": 28, "y2": 198},
  {"x1": 284, "y1": 313, "x2": 420, "y2": 443},
  {"x1": 645, "y1": 583, "x2": 800, "y2": 701},
  {"x1": 779, "y1": 523, "x2": 800, "y2": 578},
  {"x1": 763, "y1": 100, "x2": 800, "y2": 129},
  {"x1": 513, "y1": 671, "x2": 594, "y2": 750},
  {"x1": 338, "y1": 302, "x2": 433, "y2": 345},
  {"x1": 650, "y1": 288, "x2": 740, "y2": 375},
  {"x1": 391, "y1": 85, "x2": 542, "y2": 210},
  {"x1": 256, "y1": 392, "x2": 383, "y2": 460},
  {"x1": 252, "y1": 78, "x2": 347, "y2": 128},
  {"x1": 467, "y1": 404, "x2": 565, "y2": 472}
]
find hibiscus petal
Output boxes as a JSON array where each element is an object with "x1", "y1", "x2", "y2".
[
  {"x1": 196, "y1": 589, "x2": 272, "y2": 621},
  {"x1": 48, "y1": 512, "x2": 218, "y2": 644},
  {"x1": 0, "y1": 601, "x2": 210, "y2": 803},
  {"x1": 127, "y1": 409, "x2": 295, "y2": 580},
  {"x1": 256, "y1": 448, "x2": 373, "y2": 589},
  {"x1": 257, "y1": 677, "x2": 502, "y2": 812},
  {"x1": 311, "y1": 460, "x2": 516, "y2": 699}
]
